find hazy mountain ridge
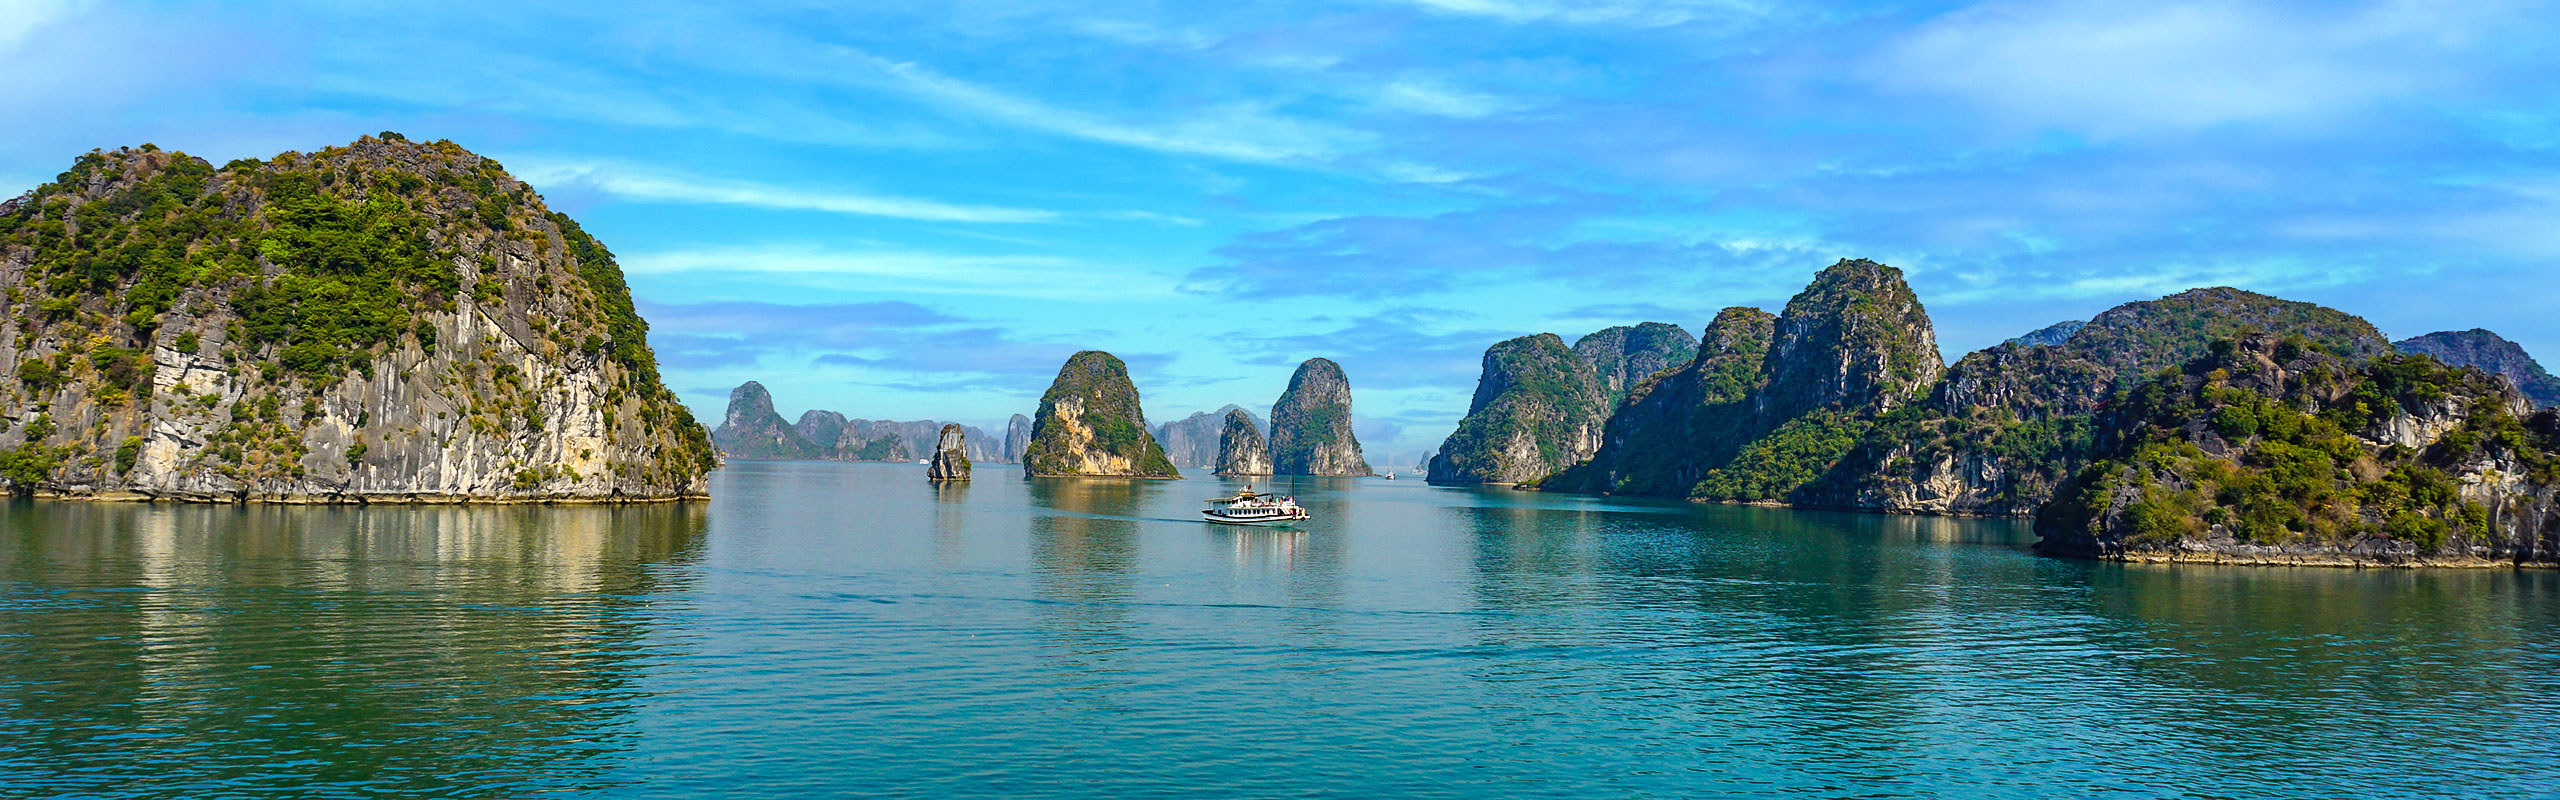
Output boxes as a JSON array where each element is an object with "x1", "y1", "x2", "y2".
[{"x1": 710, "y1": 382, "x2": 1004, "y2": 464}]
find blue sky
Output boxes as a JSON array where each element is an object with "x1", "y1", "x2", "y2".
[{"x1": 6, "y1": 0, "x2": 2558, "y2": 462}]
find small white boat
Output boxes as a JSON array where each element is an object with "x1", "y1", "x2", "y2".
[{"x1": 1202, "y1": 485, "x2": 1309, "y2": 526}]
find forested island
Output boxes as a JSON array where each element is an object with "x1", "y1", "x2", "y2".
[
  {"x1": 0, "y1": 135, "x2": 716, "y2": 502},
  {"x1": 1434, "y1": 259, "x2": 2560, "y2": 567}
]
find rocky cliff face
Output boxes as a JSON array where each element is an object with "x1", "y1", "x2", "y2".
[
  {"x1": 1572, "y1": 322, "x2": 1698, "y2": 404},
  {"x1": 1215, "y1": 408, "x2": 1273, "y2": 477},
  {"x1": 714, "y1": 382, "x2": 819, "y2": 460},
  {"x1": 1428, "y1": 334, "x2": 1608, "y2": 485},
  {"x1": 1542, "y1": 260, "x2": 1939, "y2": 502},
  {"x1": 1757, "y1": 259, "x2": 1942, "y2": 423},
  {"x1": 1801, "y1": 287, "x2": 2392, "y2": 516},
  {"x1": 2397, "y1": 329, "x2": 2560, "y2": 408},
  {"x1": 0, "y1": 136, "x2": 716, "y2": 501},
  {"x1": 841, "y1": 418, "x2": 997, "y2": 464},
  {"x1": 2037, "y1": 333, "x2": 2559, "y2": 566},
  {"x1": 1022, "y1": 350, "x2": 1179, "y2": 478},
  {"x1": 1157, "y1": 404, "x2": 1258, "y2": 469},
  {"x1": 2006, "y1": 320, "x2": 2085, "y2": 348},
  {"x1": 1004, "y1": 413, "x2": 1032, "y2": 463},
  {"x1": 792, "y1": 410, "x2": 911, "y2": 461},
  {"x1": 1269, "y1": 358, "x2": 1370, "y2": 476},
  {"x1": 925, "y1": 423, "x2": 970, "y2": 481},
  {"x1": 1543, "y1": 307, "x2": 1776, "y2": 495}
]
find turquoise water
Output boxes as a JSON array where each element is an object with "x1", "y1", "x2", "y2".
[{"x1": 3, "y1": 460, "x2": 2554, "y2": 798}]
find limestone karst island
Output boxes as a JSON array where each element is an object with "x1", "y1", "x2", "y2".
[{"x1": 5, "y1": 4, "x2": 2557, "y2": 798}]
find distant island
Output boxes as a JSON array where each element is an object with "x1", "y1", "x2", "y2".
[
  {"x1": 1437, "y1": 258, "x2": 2560, "y2": 567},
  {"x1": 710, "y1": 380, "x2": 1004, "y2": 465},
  {"x1": 0, "y1": 135, "x2": 717, "y2": 502},
  {"x1": 716, "y1": 351, "x2": 1386, "y2": 483}
]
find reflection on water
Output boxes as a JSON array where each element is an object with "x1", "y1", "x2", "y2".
[
  {"x1": 0, "y1": 501, "x2": 705, "y2": 798},
  {"x1": 5, "y1": 462, "x2": 2557, "y2": 799}
]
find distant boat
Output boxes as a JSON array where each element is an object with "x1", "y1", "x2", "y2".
[
  {"x1": 1202, "y1": 485, "x2": 1308, "y2": 526},
  {"x1": 1383, "y1": 472, "x2": 1396, "y2": 480}
]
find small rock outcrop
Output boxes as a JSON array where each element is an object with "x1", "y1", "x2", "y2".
[
  {"x1": 1158, "y1": 405, "x2": 1259, "y2": 469},
  {"x1": 1572, "y1": 322, "x2": 1698, "y2": 403},
  {"x1": 925, "y1": 423, "x2": 970, "y2": 481},
  {"x1": 2037, "y1": 333, "x2": 2560, "y2": 566},
  {"x1": 0, "y1": 136, "x2": 718, "y2": 501},
  {"x1": 1269, "y1": 358, "x2": 1371, "y2": 476},
  {"x1": 2398, "y1": 329, "x2": 2560, "y2": 408},
  {"x1": 1215, "y1": 408, "x2": 1273, "y2": 476},
  {"x1": 1022, "y1": 351, "x2": 1179, "y2": 478},
  {"x1": 715, "y1": 382, "x2": 820, "y2": 460},
  {"x1": 1004, "y1": 413, "x2": 1032, "y2": 463},
  {"x1": 1428, "y1": 334, "x2": 1609, "y2": 485}
]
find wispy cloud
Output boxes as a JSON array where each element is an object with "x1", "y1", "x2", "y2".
[
  {"x1": 1870, "y1": 0, "x2": 2509, "y2": 136},
  {"x1": 1374, "y1": 79, "x2": 1517, "y2": 118},
  {"x1": 1402, "y1": 0, "x2": 1775, "y2": 27},
  {"x1": 513, "y1": 160, "x2": 1062, "y2": 223},
  {"x1": 832, "y1": 48, "x2": 1373, "y2": 163},
  {"x1": 641, "y1": 299, "x2": 1157, "y2": 402},
  {"x1": 1071, "y1": 19, "x2": 1219, "y2": 51},
  {"x1": 0, "y1": 0, "x2": 88, "y2": 54},
  {"x1": 621, "y1": 244, "x2": 1177, "y2": 300}
]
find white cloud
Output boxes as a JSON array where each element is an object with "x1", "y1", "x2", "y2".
[
  {"x1": 1871, "y1": 0, "x2": 2505, "y2": 135},
  {"x1": 1378, "y1": 161, "x2": 1475, "y2": 183},
  {"x1": 509, "y1": 159, "x2": 1060, "y2": 223},
  {"x1": 1072, "y1": 19, "x2": 1218, "y2": 51},
  {"x1": 619, "y1": 245, "x2": 1181, "y2": 300},
  {"x1": 1374, "y1": 79, "x2": 1516, "y2": 118},
  {"x1": 0, "y1": 0, "x2": 88, "y2": 54},
  {"x1": 2277, "y1": 175, "x2": 2560, "y2": 260},
  {"x1": 833, "y1": 48, "x2": 1372, "y2": 163},
  {"x1": 1402, "y1": 0, "x2": 1771, "y2": 26}
]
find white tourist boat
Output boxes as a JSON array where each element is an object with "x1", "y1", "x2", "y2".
[{"x1": 1202, "y1": 485, "x2": 1309, "y2": 526}]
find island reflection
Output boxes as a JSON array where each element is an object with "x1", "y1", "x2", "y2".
[{"x1": 0, "y1": 501, "x2": 705, "y2": 798}]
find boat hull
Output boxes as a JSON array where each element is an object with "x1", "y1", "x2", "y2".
[{"x1": 1201, "y1": 510, "x2": 1306, "y2": 526}]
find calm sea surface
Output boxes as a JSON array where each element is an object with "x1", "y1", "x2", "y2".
[{"x1": 2, "y1": 461, "x2": 2555, "y2": 798}]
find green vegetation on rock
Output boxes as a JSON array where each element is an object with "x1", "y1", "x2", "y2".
[
  {"x1": 2397, "y1": 328, "x2": 2560, "y2": 409},
  {"x1": 0, "y1": 135, "x2": 717, "y2": 499},
  {"x1": 1023, "y1": 350, "x2": 1179, "y2": 478},
  {"x1": 2037, "y1": 334, "x2": 2557, "y2": 564},
  {"x1": 1269, "y1": 357, "x2": 1370, "y2": 476},
  {"x1": 1543, "y1": 307, "x2": 1773, "y2": 495},
  {"x1": 1428, "y1": 333, "x2": 1608, "y2": 485},
  {"x1": 1542, "y1": 259, "x2": 1938, "y2": 503},
  {"x1": 1796, "y1": 286, "x2": 2392, "y2": 515},
  {"x1": 1572, "y1": 322, "x2": 1698, "y2": 404}
]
